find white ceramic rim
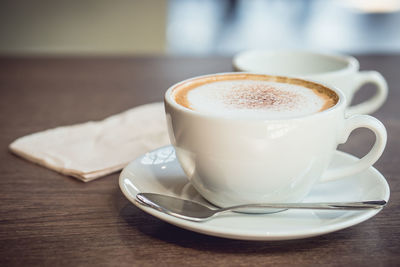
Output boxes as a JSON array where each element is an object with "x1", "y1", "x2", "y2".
[
  {"x1": 232, "y1": 49, "x2": 360, "y2": 79},
  {"x1": 164, "y1": 72, "x2": 346, "y2": 121}
]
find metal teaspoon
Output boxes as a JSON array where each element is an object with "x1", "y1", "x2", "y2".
[{"x1": 136, "y1": 193, "x2": 387, "y2": 222}]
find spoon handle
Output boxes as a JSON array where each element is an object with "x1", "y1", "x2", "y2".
[{"x1": 219, "y1": 200, "x2": 387, "y2": 212}]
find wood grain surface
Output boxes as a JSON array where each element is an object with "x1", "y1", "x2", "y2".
[{"x1": 0, "y1": 56, "x2": 399, "y2": 266}]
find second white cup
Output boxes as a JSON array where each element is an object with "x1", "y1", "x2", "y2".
[{"x1": 233, "y1": 50, "x2": 388, "y2": 115}]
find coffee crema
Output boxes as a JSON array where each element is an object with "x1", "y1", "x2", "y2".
[{"x1": 172, "y1": 74, "x2": 338, "y2": 119}]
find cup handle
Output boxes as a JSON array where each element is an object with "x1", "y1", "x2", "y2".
[
  {"x1": 321, "y1": 115, "x2": 387, "y2": 182},
  {"x1": 347, "y1": 71, "x2": 388, "y2": 115}
]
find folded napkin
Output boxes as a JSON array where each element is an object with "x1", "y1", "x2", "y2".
[{"x1": 9, "y1": 102, "x2": 170, "y2": 182}]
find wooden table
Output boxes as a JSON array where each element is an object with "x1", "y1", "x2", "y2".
[{"x1": 0, "y1": 56, "x2": 399, "y2": 266}]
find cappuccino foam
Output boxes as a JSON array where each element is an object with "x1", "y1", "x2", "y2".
[{"x1": 172, "y1": 74, "x2": 338, "y2": 119}]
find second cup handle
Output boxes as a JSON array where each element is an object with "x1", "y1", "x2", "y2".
[
  {"x1": 321, "y1": 115, "x2": 387, "y2": 182},
  {"x1": 347, "y1": 71, "x2": 388, "y2": 116}
]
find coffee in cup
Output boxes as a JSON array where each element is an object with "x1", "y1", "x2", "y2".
[
  {"x1": 165, "y1": 73, "x2": 386, "y2": 207},
  {"x1": 172, "y1": 74, "x2": 337, "y2": 119}
]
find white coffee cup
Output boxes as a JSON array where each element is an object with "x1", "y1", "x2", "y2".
[
  {"x1": 233, "y1": 50, "x2": 388, "y2": 115},
  {"x1": 164, "y1": 73, "x2": 387, "y2": 207}
]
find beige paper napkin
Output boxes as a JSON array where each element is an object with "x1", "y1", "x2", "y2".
[{"x1": 9, "y1": 102, "x2": 170, "y2": 182}]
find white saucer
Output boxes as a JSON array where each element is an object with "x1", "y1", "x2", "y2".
[{"x1": 119, "y1": 146, "x2": 390, "y2": 241}]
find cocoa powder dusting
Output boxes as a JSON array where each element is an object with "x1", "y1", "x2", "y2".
[
  {"x1": 172, "y1": 73, "x2": 338, "y2": 112},
  {"x1": 222, "y1": 83, "x2": 301, "y2": 110}
]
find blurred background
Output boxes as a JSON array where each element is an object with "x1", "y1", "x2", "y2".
[{"x1": 1, "y1": 0, "x2": 400, "y2": 56}]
